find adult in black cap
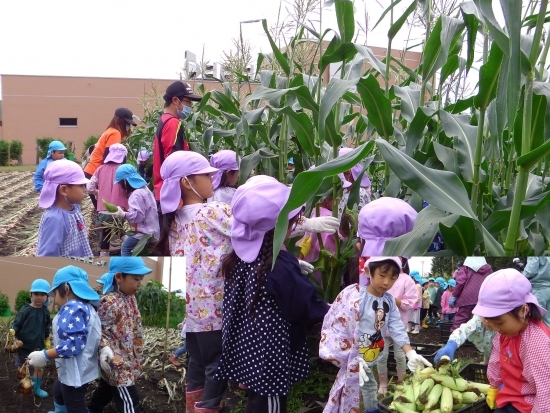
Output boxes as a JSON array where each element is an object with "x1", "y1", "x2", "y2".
[
  {"x1": 152, "y1": 81, "x2": 202, "y2": 203},
  {"x1": 84, "y1": 108, "x2": 137, "y2": 209}
]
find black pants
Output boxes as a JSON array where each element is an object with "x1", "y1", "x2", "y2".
[
  {"x1": 245, "y1": 391, "x2": 287, "y2": 413},
  {"x1": 428, "y1": 305, "x2": 438, "y2": 318},
  {"x1": 420, "y1": 308, "x2": 428, "y2": 322},
  {"x1": 186, "y1": 331, "x2": 227, "y2": 408},
  {"x1": 495, "y1": 403, "x2": 521, "y2": 413},
  {"x1": 84, "y1": 172, "x2": 98, "y2": 210},
  {"x1": 53, "y1": 379, "x2": 89, "y2": 413},
  {"x1": 88, "y1": 378, "x2": 140, "y2": 413}
]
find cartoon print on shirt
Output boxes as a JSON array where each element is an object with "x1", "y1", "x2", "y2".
[{"x1": 359, "y1": 300, "x2": 390, "y2": 362}]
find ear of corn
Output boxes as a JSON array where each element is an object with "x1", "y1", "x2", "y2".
[
  {"x1": 417, "y1": 366, "x2": 436, "y2": 380},
  {"x1": 452, "y1": 404, "x2": 465, "y2": 411},
  {"x1": 417, "y1": 378, "x2": 435, "y2": 404},
  {"x1": 393, "y1": 402, "x2": 419, "y2": 413},
  {"x1": 412, "y1": 380, "x2": 420, "y2": 403},
  {"x1": 461, "y1": 391, "x2": 480, "y2": 404},
  {"x1": 424, "y1": 383, "x2": 443, "y2": 409},
  {"x1": 102, "y1": 199, "x2": 118, "y2": 213},
  {"x1": 430, "y1": 374, "x2": 469, "y2": 392},
  {"x1": 451, "y1": 389, "x2": 463, "y2": 404},
  {"x1": 466, "y1": 381, "x2": 490, "y2": 394},
  {"x1": 439, "y1": 386, "x2": 453, "y2": 413}
]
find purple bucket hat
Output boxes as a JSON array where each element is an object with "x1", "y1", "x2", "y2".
[
  {"x1": 210, "y1": 150, "x2": 240, "y2": 190},
  {"x1": 159, "y1": 151, "x2": 218, "y2": 214},
  {"x1": 231, "y1": 175, "x2": 303, "y2": 263},
  {"x1": 357, "y1": 197, "x2": 417, "y2": 257},
  {"x1": 339, "y1": 147, "x2": 371, "y2": 187},
  {"x1": 104, "y1": 143, "x2": 128, "y2": 164},
  {"x1": 39, "y1": 159, "x2": 89, "y2": 208},
  {"x1": 473, "y1": 269, "x2": 547, "y2": 318}
]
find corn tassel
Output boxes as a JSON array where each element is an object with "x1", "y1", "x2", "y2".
[
  {"x1": 430, "y1": 373, "x2": 469, "y2": 392},
  {"x1": 440, "y1": 386, "x2": 453, "y2": 413},
  {"x1": 424, "y1": 383, "x2": 443, "y2": 409}
]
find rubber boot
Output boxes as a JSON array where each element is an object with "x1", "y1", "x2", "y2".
[
  {"x1": 48, "y1": 402, "x2": 68, "y2": 413},
  {"x1": 186, "y1": 389, "x2": 204, "y2": 413},
  {"x1": 411, "y1": 324, "x2": 420, "y2": 334},
  {"x1": 427, "y1": 316, "x2": 433, "y2": 325},
  {"x1": 397, "y1": 370, "x2": 407, "y2": 383},
  {"x1": 377, "y1": 372, "x2": 388, "y2": 394},
  {"x1": 422, "y1": 318, "x2": 429, "y2": 329},
  {"x1": 365, "y1": 409, "x2": 380, "y2": 413},
  {"x1": 406, "y1": 323, "x2": 411, "y2": 333},
  {"x1": 32, "y1": 377, "x2": 49, "y2": 398},
  {"x1": 194, "y1": 404, "x2": 223, "y2": 413}
]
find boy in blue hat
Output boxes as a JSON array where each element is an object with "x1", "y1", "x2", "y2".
[
  {"x1": 34, "y1": 140, "x2": 67, "y2": 192},
  {"x1": 87, "y1": 257, "x2": 152, "y2": 413},
  {"x1": 12, "y1": 278, "x2": 51, "y2": 398},
  {"x1": 28, "y1": 266, "x2": 101, "y2": 413}
]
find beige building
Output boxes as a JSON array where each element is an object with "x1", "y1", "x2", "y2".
[
  {"x1": 0, "y1": 256, "x2": 165, "y2": 312},
  {"x1": 0, "y1": 45, "x2": 421, "y2": 165}
]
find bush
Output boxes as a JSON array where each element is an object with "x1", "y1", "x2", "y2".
[
  {"x1": 15, "y1": 290, "x2": 31, "y2": 312},
  {"x1": 81, "y1": 135, "x2": 100, "y2": 158},
  {"x1": 0, "y1": 140, "x2": 24, "y2": 166},
  {"x1": 0, "y1": 292, "x2": 9, "y2": 315},
  {"x1": 135, "y1": 280, "x2": 186, "y2": 327}
]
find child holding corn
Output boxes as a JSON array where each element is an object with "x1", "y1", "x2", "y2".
[
  {"x1": 12, "y1": 279, "x2": 51, "y2": 398},
  {"x1": 27, "y1": 266, "x2": 101, "y2": 413},
  {"x1": 472, "y1": 269, "x2": 550, "y2": 413}
]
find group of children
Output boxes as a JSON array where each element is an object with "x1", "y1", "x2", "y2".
[{"x1": 12, "y1": 257, "x2": 152, "y2": 413}]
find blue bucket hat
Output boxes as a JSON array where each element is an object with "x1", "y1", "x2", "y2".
[
  {"x1": 47, "y1": 140, "x2": 67, "y2": 158},
  {"x1": 49, "y1": 266, "x2": 100, "y2": 302},
  {"x1": 96, "y1": 273, "x2": 115, "y2": 294},
  {"x1": 114, "y1": 164, "x2": 147, "y2": 188},
  {"x1": 447, "y1": 279, "x2": 456, "y2": 287},
  {"x1": 99, "y1": 257, "x2": 152, "y2": 294},
  {"x1": 428, "y1": 277, "x2": 435, "y2": 282},
  {"x1": 435, "y1": 277, "x2": 445, "y2": 285},
  {"x1": 421, "y1": 278, "x2": 429, "y2": 286},
  {"x1": 30, "y1": 279, "x2": 51, "y2": 294}
]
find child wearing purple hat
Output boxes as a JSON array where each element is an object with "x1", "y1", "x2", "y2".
[
  {"x1": 36, "y1": 159, "x2": 93, "y2": 257},
  {"x1": 337, "y1": 147, "x2": 371, "y2": 220},
  {"x1": 215, "y1": 175, "x2": 329, "y2": 413},
  {"x1": 87, "y1": 143, "x2": 129, "y2": 256},
  {"x1": 473, "y1": 269, "x2": 550, "y2": 413},
  {"x1": 208, "y1": 149, "x2": 240, "y2": 205}
]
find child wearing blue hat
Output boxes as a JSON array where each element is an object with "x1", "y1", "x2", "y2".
[
  {"x1": 28, "y1": 266, "x2": 101, "y2": 413},
  {"x1": 87, "y1": 257, "x2": 152, "y2": 413},
  {"x1": 105, "y1": 164, "x2": 160, "y2": 256},
  {"x1": 34, "y1": 140, "x2": 67, "y2": 192},
  {"x1": 12, "y1": 279, "x2": 51, "y2": 398},
  {"x1": 441, "y1": 279, "x2": 457, "y2": 322}
]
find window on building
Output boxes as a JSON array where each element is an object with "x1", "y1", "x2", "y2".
[{"x1": 59, "y1": 118, "x2": 78, "y2": 127}]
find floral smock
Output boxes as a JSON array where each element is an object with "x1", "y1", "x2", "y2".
[
  {"x1": 169, "y1": 202, "x2": 233, "y2": 333},
  {"x1": 98, "y1": 291, "x2": 144, "y2": 387}
]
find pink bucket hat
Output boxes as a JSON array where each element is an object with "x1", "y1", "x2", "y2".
[
  {"x1": 159, "y1": 151, "x2": 218, "y2": 214},
  {"x1": 104, "y1": 143, "x2": 128, "y2": 164},
  {"x1": 210, "y1": 150, "x2": 240, "y2": 190},
  {"x1": 473, "y1": 269, "x2": 547, "y2": 318},
  {"x1": 358, "y1": 197, "x2": 417, "y2": 256},
  {"x1": 231, "y1": 175, "x2": 303, "y2": 263},
  {"x1": 339, "y1": 147, "x2": 371, "y2": 187},
  {"x1": 39, "y1": 159, "x2": 89, "y2": 208}
]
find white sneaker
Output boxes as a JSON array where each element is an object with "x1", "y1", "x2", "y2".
[{"x1": 411, "y1": 326, "x2": 420, "y2": 334}]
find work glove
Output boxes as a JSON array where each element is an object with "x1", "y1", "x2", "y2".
[
  {"x1": 298, "y1": 260, "x2": 314, "y2": 275},
  {"x1": 100, "y1": 346, "x2": 115, "y2": 373},
  {"x1": 405, "y1": 350, "x2": 433, "y2": 372},
  {"x1": 105, "y1": 206, "x2": 126, "y2": 220},
  {"x1": 28, "y1": 350, "x2": 50, "y2": 368},
  {"x1": 449, "y1": 297, "x2": 456, "y2": 308},
  {"x1": 434, "y1": 341, "x2": 458, "y2": 363},
  {"x1": 299, "y1": 236, "x2": 312, "y2": 258},
  {"x1": 44, "y1": 338, "x2": 51, "y2": 350},
  {"x1": 486, "y1": 386, "x2": 499, "y2": 409},
  {"x1": 299, "y1": 216, "x2": 339, "y2": 234},
  {"x1": 357, "y1": 357, "x2": 370, "y2": 386}
]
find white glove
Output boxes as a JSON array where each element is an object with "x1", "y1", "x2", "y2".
[
  {"x1": 100, "y1": 346, "x2": 114, "y2": 373},
  {"x1": 105, "y1": 206, "x2": 126, "y2": 220},
  {"x1": 28, "y1": 350, "x2": 49, "y2": 368},
  {"x1": 301, "y1": 216, "x2": 339, "y2": 233},
  {"x1": 406, "y1": 350, "x2": 433, "y2": 372},
  {"x1": 357, "y1": 357, "x2": 370, "y2": 386},
  {"x1": 298, "y1": 260, "x2": 314, "y2": 275}
]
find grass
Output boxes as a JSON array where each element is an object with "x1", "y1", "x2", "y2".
[
  {"x1": 0, "y1": 165, "x2": 36, "y2": 172},
  {"x1": 142, "y1": 315, "x2": 182, "y2": 329}
]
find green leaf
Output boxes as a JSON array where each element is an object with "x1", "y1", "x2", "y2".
[
  {"x1": 460, "y1": 1, "x2": 480, "y2": 73},
  {"x1": 211, "y1": 90, "x2": 240, "y2": 115},
  {"x1": 439, "y1": 215, "x2": 476, "y2": 255},
  {"x1": 388, "y1": 0, "x2": 419, "y2": 40},
  {"x1": 319, "y1": 41, "x2": 357, "y2": 74},
  {"x1": 355, "y1": 45, "x2": 387, "y2": 77},
  {"x1": 405, "y1": 106, "x2": 437, "y2": 155},
  {"x1": 393, "y1": 84, "x2": 421, "y2": 123},
  {"x1": 212, "y1": 128, "x2": 236, "y2": 137},
  {"x1": 517, "y1": 139, "x2": 550, "y2": 170},
  {"x1": 439, "y1": 55, "x2": 460, "y2": 87},
  {"x1": 474, "y1": 42, "x2": 504, "y2": 110},
  {"x1": 532, "y1": 82, "x2": 550, "y2": 144},
  {"x1": 275, "y1": 107, "x2": 318, "y2": 157},
  {"x1": 202, "y1": 127, "x2": 213, "y2": 153},
  {"x1": 238, "y1": 149, "x2": 278, "y2": 185},
  {"x1": 372, "y1": 0, "x2": 402, "y2": 31},
  {"x1": 318, "y1": 78, "x2": 359, "y2": 145},
  {"x1": 376, "y1": 139, "x2": 477, "y2": 218},
  {"x1": 433, "y1": 141, "x2": 460, "y2": 175},
  {"x1": 335, "y1": 0, "x2": 355, "y2": 43},
  {"x1": 132, "y1": 234, "x2": 153, "y2": 256},
  {"x1": 439, "y1": 111, "x2": 478, "y2": 182},
  {"x1": 484, "y1": 191, "x2": 550, "y2": 233},
  {"x1": 356, "y1": 75, "x2": 394, "y2": 139},
  {"x1": 261, "y1": 19, "x2": 290, "y2": 76},
  {"x1": 272, "y1": 142, "x2": 375, "y2": 266}
]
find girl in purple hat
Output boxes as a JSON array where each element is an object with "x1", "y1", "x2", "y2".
[
  {"x1": 208, "y1": 150, "x2": 240, "y2": 205},
  {"x1": 87, "y1": 143, "x2": 129, "y2": 257},
  {"x1": 337, "y1": 147, "x2": 371, "y2": 220},
  {"x1": 215, "y1": 175, "x2": 329, "y2": 413},
  {"x1": 36, "y1": 159, "x2": 93, "y2": 257},
  {"x1": 473, "y1": 269, "x2": 550, "y2": 413}
]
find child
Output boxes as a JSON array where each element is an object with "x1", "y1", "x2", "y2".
[
  {"x1": 441, "y1": 279, "x2": 457, "y2": 322},
  {"x1": 421, "y1": 279, "x2": 431, "y2": 328},
  {"x1": 407, "y1": 271, "x2": 422, "y2": 334},
  {"x1": 208, "y1": 149, "x2": 240, "y2": 204},
  {"x1": 28, "y1": 266, "x2": 101, "y2": 413},
  {"x1": 36, "y1": 159, "x2": 93, "y2": 257},
  {"x1": 426, "y1": 278, "x2": 438, "y2": 325},
  {"x1": 12, "y1": 279, "x2": 51, "y2": 398},
  {"x1": 473, "y1": 269, "x2": 550, "y2": 412},
  {"x1": 107, "y1": 164, "x2": 160, "y2": 256},
  {"x1": 136, "y1": 147, "x2": 153, "y2": 182},
  {"x1": 433, "y1": 277, "x2": 446, "y2": 325},
  {"x1": 168, "y1": 320, "x2": 187, "y2": 367},
  {"x1": 87, "y1": 257, "x2": 152, "y2": 413},
  {"x1": 87, "y1": 143, "x2": 129, "y2": 257},
  {"x1": 34, "y1": 140, "x2": 67, "y2": 192},
  {"x1": 320, "y1": 257, "x2": 432, "y2": 413},
  {"x1": 337, "y1": 147, "x2": 371, "y2": 219},
  {"x1": 215, "y1": 175, "x2": 329, "y2": 413}
]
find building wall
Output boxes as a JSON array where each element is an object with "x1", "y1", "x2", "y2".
[{"x1": 0, "y1": 256, "x2": 163, "y2": 311}]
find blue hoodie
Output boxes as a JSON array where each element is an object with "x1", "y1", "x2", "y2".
[{"x1": 34, "y1": 141, "x2": 66, "y2": 192}]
